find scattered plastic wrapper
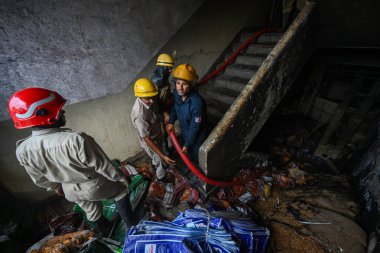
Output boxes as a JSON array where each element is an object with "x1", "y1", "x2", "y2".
[
  {"x1": 171, "y1": 169, "x2": 190, "y2": 194},
  {"x1": 49, "y1": 211, "x2": 83, "y2": 236},
  {"x1": 28, "y1": 230, "x2": 94, "y2": 253},
  {"x1": 180, "y1": 186, "x2": 199, "y2": 205},
  {"x1": 272, "y1": 173, "x2": 296, "y2": 188},
  {"x1": 287, "y1": 166, "x2": 307, "y2": 185},
  {"x1": 146, "y1": 181, "x2": 176, "y2": 208},
  {"x1": 120, "y1": 162, "x2": 155, "y2": 181},
  {"x1": 263, "y1": 183, "x2": 272, "y2": 199},
  {"x1": 245, "y1": 179, "x2": 264, "y2": 200}
]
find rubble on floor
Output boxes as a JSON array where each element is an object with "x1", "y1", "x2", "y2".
[
  {"x1": 0, "y1": 187, "x2": 73, "y2": 253},
  {"x1": 122, "y1": 147, "x2": 367, "y2": 253},
  {"x1": 245, "y1": 133, "x2": 366, "y2": 253},
  {"x1": 29, "y1": 230, "x2": 95, "y2": 253},
  {"x1": 25, "y1": 140, "x2": 368, "y2": 253}
]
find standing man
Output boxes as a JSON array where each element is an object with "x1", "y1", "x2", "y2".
[
  {"x1": 131, "y1": 78, "x2": 176, "y2": 181},
  {"x1": 8, "y1": 87, "x2": 136, "y2": 236},
  {"x1": 166, "y1": 64, "x2": 207, "y2": 166},
  {"x1": 151, "y1": 53, "x2": 174, "y2": 154}
]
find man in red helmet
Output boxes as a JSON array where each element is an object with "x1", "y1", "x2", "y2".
[{"x1": 8, "y1": 87, "x2": 137, "y2": 236}]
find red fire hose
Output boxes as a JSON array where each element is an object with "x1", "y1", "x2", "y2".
[
  {"x1": 197, "y1": 28, "x2": 277, "y2": 86},
  {"x1": 169, "y1": 130, "x2": 233, "y2": 187},
  {"x1": 169, "y1": 28, "x2": 277, "y2": 187}
]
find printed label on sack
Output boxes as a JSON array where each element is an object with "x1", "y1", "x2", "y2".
[
  {"x1": 144, "y1": 244, "x2": 156, "y2": 253},
  {"x1": 195, "y1": 116, "x2": 201, "y2": 123}
]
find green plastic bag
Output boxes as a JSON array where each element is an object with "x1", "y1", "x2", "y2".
[{"x1": 72, "y1": 174, "x2": 150, "y2": 251}]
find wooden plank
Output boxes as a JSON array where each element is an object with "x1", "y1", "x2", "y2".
[
  {"x1": 335, "y1": 78, "x2": 380, "y2": 150},
  {"x1": 318, "y1": 76, "x2": 362, "y2": 146}
]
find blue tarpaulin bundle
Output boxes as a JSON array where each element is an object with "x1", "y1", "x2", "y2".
[{"x1": 123, "y1": 209, "x2": 269, "y2": 253}]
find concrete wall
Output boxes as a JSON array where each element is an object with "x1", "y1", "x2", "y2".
[
  {"x1": 137, "y1": 0, "x2": 273, "y2": 79},
  {"x1": 0, "y1": 0, "x2": 203, "y2": 201},
  {"x1": 0, "y1": 0, "x2": 203, "y2": 121},
  {"x1": 0, "y1": 0, "x2": 272, "y2": 201}
]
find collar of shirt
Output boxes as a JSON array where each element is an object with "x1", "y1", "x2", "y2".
[
  {"x1": 138, "y1": 98, "x2": 151, "y2": 110},
  {"x1": 176, "y1": 90, "x2": 194, "y2": 104},
  {"x1": 31, "y1": 128, "x2": 68, "y2": 136}
]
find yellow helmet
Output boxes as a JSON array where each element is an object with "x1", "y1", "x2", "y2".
[
  {"x1": 134, "y1": 78, "x2": 158, "y2": 97},
  {"x1": 172, "y1": 63, "x2": 197, "y2": 84},
  {"x1": 156, "y1": 54, "x2": 174, "y2": 67}
]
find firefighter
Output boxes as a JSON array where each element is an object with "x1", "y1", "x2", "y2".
[
  {"x1": 131, "y1": 78, "x2": 176, "y2": 181},
  {"x1": 166, "y1": 63, "x2": 207, "y2": 166},
  {"x1": 8, "y1": 87, "x2": 136, "y2": 236},
  {"x1": 151, "y1": 53, "x2": 174, "y2": 154}
]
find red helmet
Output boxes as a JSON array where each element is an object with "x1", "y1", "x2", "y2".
[{"x1": 8, "y1": 87, "x2": 66, "y2": 129}]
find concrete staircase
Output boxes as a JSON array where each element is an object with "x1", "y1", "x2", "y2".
[
  {"x1": 198, "y1": 1, "x2": 316, "y2": 182},
  {"x1": 199, "y1": 32, "x2": 283, "y2": 128}
]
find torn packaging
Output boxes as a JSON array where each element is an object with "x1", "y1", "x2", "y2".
[
  {"x1": 49, "y1": 212, "x2": 83, "y2": 236},
  {"x1": 146, "y1": 181, "x2": 176, "y2": 208}
]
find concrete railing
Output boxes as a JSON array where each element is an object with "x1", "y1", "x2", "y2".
[{"x1": 199, "y1": 2, "x2": 317, "y2": 179}]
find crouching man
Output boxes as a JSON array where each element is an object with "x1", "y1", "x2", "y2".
[
  {"x1": 8, "y1": 87, "x2": 137, "y2": 235},
  {"x1": 131, "y1": 78, "x2": 176, "y2": 181}
]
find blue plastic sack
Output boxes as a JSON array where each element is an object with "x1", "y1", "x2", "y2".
[
  {"x1": 124, "y1": 233, "x2": 194, "y2": 253},
  {"x1": 123, "y1": 209, "x2": 269, "y2": 253}
]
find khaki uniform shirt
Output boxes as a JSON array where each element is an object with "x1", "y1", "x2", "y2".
[
  {"x1": 16, "y1": 128, "x2": 128, "y2": 204},
  {"x1": 131, "y1": 98, "x2": 162, "y2": 149}
]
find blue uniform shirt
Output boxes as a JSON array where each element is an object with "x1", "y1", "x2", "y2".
[{"x1": 169, "y1": 90, "x2": 207, "y2": 154}]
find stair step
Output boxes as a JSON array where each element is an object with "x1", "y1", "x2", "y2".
[
  {"x1": 205, "y1": 84, "x2": 240, "y2": 98},
  {"x1": 257, "y1": 33, "x2": 283, "y2": 44},
  {"x1": 203, "y1": 93, "x2": 232, "y2": 113},
  {"x1": 212, "y1": 78, "x2": 246, "y2": 94},
  {"x1": 198, "y1": 76, "x2": 246, "y2": 100},
  {"x1": 233, "y1": 43, "x2": 274, "y2": 55},
  {"x1": 240, "y1": 32, "x2": 256, "y2": 42},
  {"x1": 240, "y1": 32, "x2": 282, "y2": 44},
  {"x1": 204, "y1": 89, "x2": 235, "y2": 105},
  {"x1": 224, "y1": 65, "x2": 257, "y2": 81},
  {"x1": 245, "y1": 43, "x2": 274, "y2": 55},
  {"x1": 224, "y1": 52, "x2": 265, "y2": 66},
  {"x1": 207, "y1": 106, "x2": 224, "y2": 120},
  {"x1": 233, "y1": 55, "x2": 265, "y2": 67}
]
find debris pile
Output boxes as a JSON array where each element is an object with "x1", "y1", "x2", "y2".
[
  {"x1": 29, "y1": 230, "x2": 94, "y2": 253},
  {"x1": 26, "y1": 133, "x2": 369, "y2": 253}
]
